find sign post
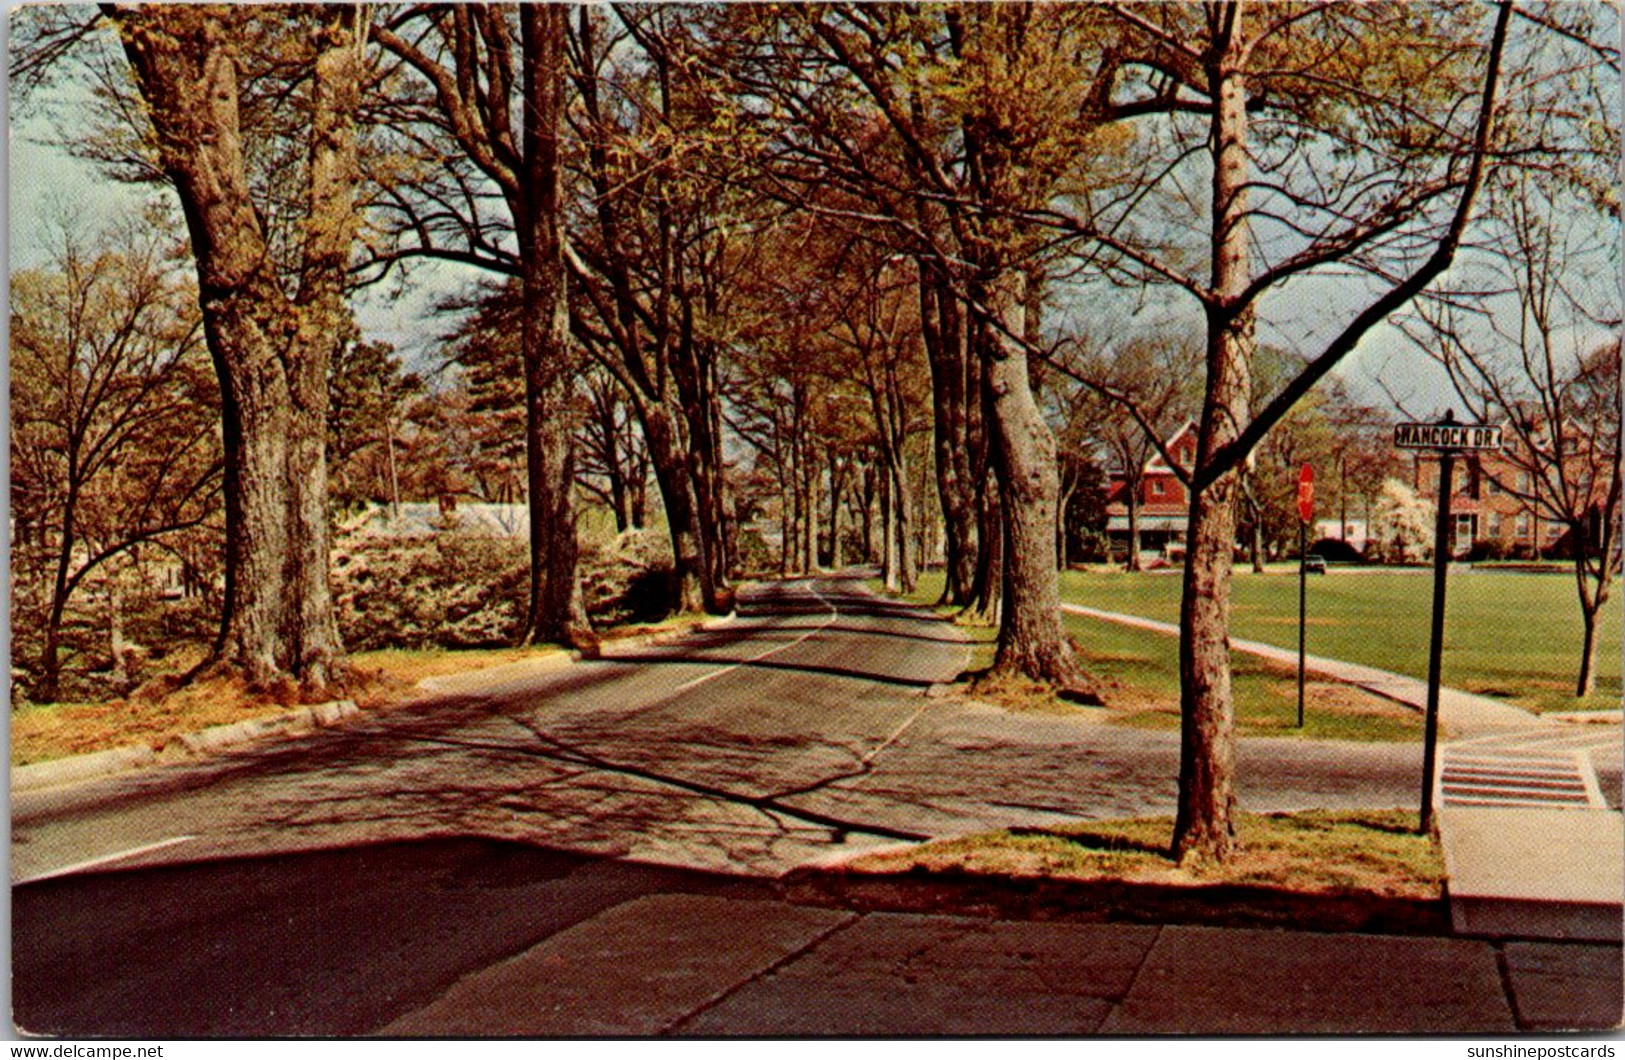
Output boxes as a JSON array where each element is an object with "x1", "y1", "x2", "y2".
[
  {"x1": 1394, "y1": 411, "x2": 1502, "y2": 835},
  {"x1": 1297, "y1": 465, "x2": 1314, "y2": 729}
]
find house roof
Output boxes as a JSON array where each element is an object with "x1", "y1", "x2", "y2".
[{"x1": 1143, "y1": 419, "x2": 1199, "y2": 475}]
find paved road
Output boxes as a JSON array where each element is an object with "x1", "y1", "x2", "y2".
[
  {"x1": 13, "y1": 576, "x2": 1440, "y2": 1035},
  {"x1": 13, "y1": 577, "x2": 1427, "y2": 884}
]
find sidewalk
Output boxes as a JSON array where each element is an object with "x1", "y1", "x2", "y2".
[
  {"x1": 381, "y1": 892, "x2": 1621, "y2": 1035},
  {"x1": 1066, "y1": 604, "x2": 1624, "y2": 944},
  {"x1": 1061, "y1": 603, "x2": 1541, "y2": 734}
]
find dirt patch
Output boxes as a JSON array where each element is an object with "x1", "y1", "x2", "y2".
[
  {"x1": 11, "y1": 676, "x2": 313, "y2": 766},
  {"x1": 957, "y1": 670, "x2": 1097, "y2": 716},
  {"x1": 784, "y1": 810, "x2": 1447, "y2": 936}
]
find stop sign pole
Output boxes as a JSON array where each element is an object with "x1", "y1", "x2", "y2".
[
  {"x1": 1297, "y1": 465, "x2": 1313, "y2": 729},
  {"x1": 1394, "y1": 410, "x2": 1503, "y2": 835}
]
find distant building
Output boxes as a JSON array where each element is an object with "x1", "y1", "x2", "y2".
[
  {"x1": 1315, "y1": 518, "x2": 1368, "y2": 553},
  {"x1": 1105, "y1": 421, "x2": 1199, "y2": 562},
  {"x1": 340, "y1": 497, "x2": 530, "y2": 540},
  {"x1": 1409, "y1": 423, "x2": 1616, "y2": 559}
]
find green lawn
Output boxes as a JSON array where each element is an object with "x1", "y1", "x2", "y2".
[
  {"x1": 1061, "y1": 567, "x2": 1621, "y2": 714},
  {"x1": 884, "y1": 572, "x2": 1422, "y2": 740}
]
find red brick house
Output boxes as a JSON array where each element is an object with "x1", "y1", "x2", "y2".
[
  {"x1": 1105, "y1": 420, "x2": 1199, "y2": 562},
  {"x1": 1410, "y1": 423, "x2": 1617, "y2": 559}
]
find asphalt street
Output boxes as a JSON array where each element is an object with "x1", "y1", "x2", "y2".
[
  {"x1": 13, "y1": 578, "x2": 1428, "y2": 881},
  {"x1": 12, "y1": 575, "x2": 1436, "y2": 1035}
]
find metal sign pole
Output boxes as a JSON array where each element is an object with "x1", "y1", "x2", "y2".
[
  {"x1": 1296, "y1": 464, "x2": 1313, "y2": 730},
  {"x1": 1420, "y1": 447, "x2": 1455, "y2": 835},
  {"x1": 1393, "y1": 410, "x2": 1500, "y2": 837},
  {"x1": 1298, "y1": 517, "x2": 1307, "y2": 729}
]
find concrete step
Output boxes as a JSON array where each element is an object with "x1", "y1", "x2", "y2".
[{"x1": 1439, "y1": 806, "x2": 1624, "y2": 943}]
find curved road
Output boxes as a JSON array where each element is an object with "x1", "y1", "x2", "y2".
[
  {"x1": 13, "y1": 575, "x2": 1431, "y2": 1035},
  {"x1": 14, "y1": 576, "x2": 1424, "y2": 882}
]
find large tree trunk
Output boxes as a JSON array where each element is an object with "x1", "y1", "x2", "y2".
[
  {"x1": 919, "y1": 261, "x2": 980, "y2": 606},
  {"x1": 117, "y1": 6, "x2": 354, "y2": 694},
  {"x1": 1174, "y1": 5, "x2": 1252, "y2": 864},
  {"x1": 674, "y1": 299, "x2": 732, "y2": 598},
  {"x1": 979, "y1": 274, "x2": 1097, "y2": 697},
  {"x1": 518, "y1": 6, "x2": 592, "y2": 648}
]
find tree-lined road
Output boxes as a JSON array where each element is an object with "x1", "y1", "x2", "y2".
[
  {"x1": 12, "y1": 576, "x2": 1450, "y2": 1035},
  {"x1": 14, "y1": 577, "x2": 1428, "y2": 886}
]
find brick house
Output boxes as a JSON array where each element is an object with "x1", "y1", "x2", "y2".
[
  {"x1": 1409, "y1": 425, "x2": 1616, "y2": 559},
  {"x1": 1104, "y1": 421, "x2": 1200, "y2": 562}
]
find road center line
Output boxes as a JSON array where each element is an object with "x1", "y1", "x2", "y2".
[
  {"x1": 15, "y1": 835, "x2": 197, "y2": 886},
  {"x1": 862, "y1": 702, "x2": 930, "y2": 768},
  {"x1": 672, "y1": 581, "x2": 839, "y2": 694}
]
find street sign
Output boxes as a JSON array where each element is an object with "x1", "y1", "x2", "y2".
[
  {"x1": 1392, "y1": 412, "x2": 1493, "y2": 834},
  {"x1": 1297, "y1": 464, "x2": 1314, "y2": 523},
  {"x1": 1394, "y1": 421, "x2": 1503, "y2": 450}
]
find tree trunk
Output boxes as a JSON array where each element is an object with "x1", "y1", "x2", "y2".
[
  {"x1": 1574, "y1": 527, "x2": 1605, "y2": 697},
  {"x1": 108, "y1": 563, "x2": 130, "y2": 693},
  {"x1": 518, "y1": 6, "x2": 592, "y2": 648},
  {"x1": 1174, "y1": 5, "x2": 1252, "y2": 864},
  {"x1": 1577, "y1": 603, "x2": 1599, "y2": 698},
  {"x1": 644, "y1": 405, "x2": 708, "y2": 611},
  {"x1": 1241, "y1": 476, "x2": 1265, "y2": 573},
  {"x1": 116, "y1": 6, "x2": 355, "y2": 694},
  {"x1": 892, "y1": 453, "x2": 917, "y2": 593},
  {"x1": 828, "y1": 452, "x2": 846, "y2": 570},
  {"x1": 979, "y1": 274, "x2": 1097, "y2": 696},
  {"x1": 674, "y1": 306, "x2": 732, "y2": 598},
  {"x1": 860, "y1": 465, "x2": 876, "y2": 563},
  {"x1": 1126, "y1": 479, "x2": 1143, "y2": 571},
  {"x1": 969, "y1": 490, "x2": 1003, "y2": 624},
  {"x1": 919, "y1": 262, "x2": 979, "y2": 606},
  {"x1": 803, "y1": 440, "x2": 821, "y2": 572},
  {"x1": 1057, "y1": 481, "x2": 1076, "y2": 571},
  {"x1": 38, "y1": 486, "x2": 78, "y2": 702},
  {"x1": 880, "y1": 458, "x2": 898, "y2": 591}
]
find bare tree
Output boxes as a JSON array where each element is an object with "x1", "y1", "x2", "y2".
[
  {"x1": 1421, "y1": 169, "x2": 1621, "y2": 697},
  {"x1": 1017, "y1": 1, "x2": 1514, "y2": 861},
  {"x1": 11, "y1": 220, "x2": 222, "y2": 701},
  {"x1": 367, "y1": 5, "x2": 591, "y2": 646}
]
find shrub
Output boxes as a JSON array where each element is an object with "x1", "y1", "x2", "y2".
[
  {"x1": 580, "y1": 527, "x2": 679, "y2": 625},
  {"x1": 331, "y1": 533, "x2": 529, "y2": 651}
]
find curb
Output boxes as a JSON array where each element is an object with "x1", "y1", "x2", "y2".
[
  {"x1": 412, "y1": 614, "x2": 738, "y2": 694},
  {"x1": 414, "y1": 651, "x2": 579, "y2": 694},
  {"x1": 11, "y1": 699, "x2": 360, "y2": 795},
  {"x1": 14, "y1": 610, "x2": 743, "y2": 796}
]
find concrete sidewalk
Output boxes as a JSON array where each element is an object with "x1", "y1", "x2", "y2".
[
  {"x1": 1063, "y1": 603, "x2": 1624, "y2": 946},
  {"x1": 381, "y1": 892, "x2": 1622, "y2": 1035},
  {"x1": 1061, "y1": 603, "x2": 1541, "y2": 734}
]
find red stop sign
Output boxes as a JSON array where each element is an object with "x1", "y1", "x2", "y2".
[{"x1": 1297, "y1": 464, "x2": 1315, "y2": 523}]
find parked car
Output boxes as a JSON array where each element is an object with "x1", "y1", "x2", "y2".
[{"x1": 1304, "y1": 555, "x2": 1328, "y2": 574}]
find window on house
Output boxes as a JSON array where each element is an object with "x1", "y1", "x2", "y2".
[
  {"x1": 1487, "y1": 511, "x2": 1502, "y2": 537},
  {"x1": 1150, "y1": 480, "x2": 1165, "y2": 496},
  {"x1": 1516, "y1": 513, "x2": 1532, "y2": 539}
]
